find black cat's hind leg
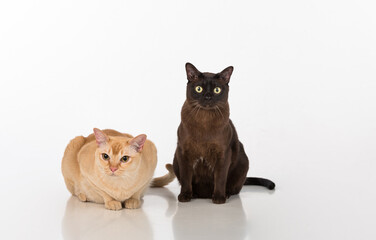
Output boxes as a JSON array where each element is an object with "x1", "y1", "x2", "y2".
[
  {"x1": 226, "y1": 142, "x2": 249, "y2": 197},
  {"x1": 172, "y1": 151, "x2": 180, "y2": 181}
]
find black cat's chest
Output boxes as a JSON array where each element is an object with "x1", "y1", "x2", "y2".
[
  {"x1": 193, "y1": 157, "x2": 215, "y2": 170},
  {"x1": 192, "y1": 157, "x2": 215, "y2": 182},
  {"x1": 181, "y1": 139, "x2": 223, "y2": 161},
  {"x1": 183, "y1": 113, "x2": 228, "y2": 134},
  {"x1": 182, "y1": 140, "x2": 222, "y2": 184}
]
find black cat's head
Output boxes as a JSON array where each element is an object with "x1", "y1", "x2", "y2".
[{"x1": 185, "y1": 63, "x2": 233, "y2": 109}]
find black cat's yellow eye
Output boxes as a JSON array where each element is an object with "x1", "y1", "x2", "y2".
[
  {"x1": 214, "y1": 87, "x2": 221, "y2": 94},
  {"x1": 120, "y1": 156, "x2": 129, "y2": 163},
  {"x1": 102, "y1": 153, "x2": 110, "y2": 160},
  {"x1": 195, "y1": 86, "x2": 203, "y2": 93}
]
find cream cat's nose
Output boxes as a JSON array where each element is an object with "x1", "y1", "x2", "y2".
[{"x1": 110, "y1": 167, "x2": 118, "y2": 172}]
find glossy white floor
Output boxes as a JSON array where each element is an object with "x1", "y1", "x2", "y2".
[
  {"x1": 1, "y1": 127, "x2": 375, "y2": 240},
  {"x1": 1, "y1": 0, "x2": 376, "y2": 239}
]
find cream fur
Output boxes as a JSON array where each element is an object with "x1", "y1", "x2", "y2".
[{"x1": 61, "y1": 129, "x2": 157, "y2": 210}]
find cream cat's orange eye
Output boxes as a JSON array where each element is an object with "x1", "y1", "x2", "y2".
[
  {"x1": 214, "y1": 87, "x2": 221, "y2": 94},
  {"x1": 195, "y1": 86, "x2": 203, "y2": 93},
  {"x1": 102, "y1": 153, "x2": 110, "y2": 160},
  {"x1": 120, "y1": 156, "x2": 129, "y2": 163}
]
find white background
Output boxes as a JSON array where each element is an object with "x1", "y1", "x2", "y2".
[{"x1": 1, "y1": 0, "x2": 375, "y2": 239}]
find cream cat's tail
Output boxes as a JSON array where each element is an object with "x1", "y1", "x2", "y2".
[{"x1": 150, "y1": 164, "x2": 175, "y2": 187}]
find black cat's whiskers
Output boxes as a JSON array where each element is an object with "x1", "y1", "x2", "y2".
[
  {"x1": 215, "y1": 106, "x2": 224, "y2": 119},
  {"x1": 186, "y1": 101, "x2": 202, "y2": 121},
  {"x1": 194, "y1": 105, "x2": 202, "y2": 118},
  {"x1": 189, "y1": 101, "x2": 226, "y2": 120}
]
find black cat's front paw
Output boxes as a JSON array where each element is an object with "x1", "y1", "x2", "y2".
[
  {"x1": 178, "y1": 192, "x2": 192, "y2": 202},
  {"x1": 212, "y1": 194, "x2": 226, "y2": 204}
]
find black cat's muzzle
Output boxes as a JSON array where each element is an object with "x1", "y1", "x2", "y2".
[{"x1": 204, "y1": 92, "x2": 212, "y2": 101}]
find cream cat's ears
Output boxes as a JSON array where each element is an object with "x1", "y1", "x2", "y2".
[
  {"x1": 93, "y1": 128, "x2": 109, "y2": 147},
  {"x1": 129, "y1": 134, "x2": 147, "y2": 152},
  {"x1": 93, "y1": 128, "x2": 147, "y2": 152}
]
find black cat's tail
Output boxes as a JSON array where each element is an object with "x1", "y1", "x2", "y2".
[{"x1": 244, "y1": 177, "x2": 276, "y2": 190}]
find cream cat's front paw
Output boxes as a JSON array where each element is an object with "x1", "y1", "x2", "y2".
[
  {"x1": 124, "y1": 198, "x2": 141, "y2": 209},
  {"x1": 105, "y1": 200, "x2": 122, "y2": 210}
]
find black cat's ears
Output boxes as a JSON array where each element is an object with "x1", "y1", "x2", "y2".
[
  {"x1": 186, "y1": 62, "x2": 234, "y2": 83},
  {"x1": 185, "y1": 62, "x2": 201, "y2": 82},
  {"x1": 218, "y1": 66, "x2": 234, "y2": 83}
]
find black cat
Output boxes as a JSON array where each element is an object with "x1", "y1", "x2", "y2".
[{"x1": 172, "y1": 63, "x2": 275, "y2": 204}]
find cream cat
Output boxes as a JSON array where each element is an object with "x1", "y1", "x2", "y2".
[{"x1": 62, "y1": 128, "x2": 172, "y2": 210}]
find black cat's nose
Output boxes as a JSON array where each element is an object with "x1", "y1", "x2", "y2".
[{"x1": 204, "y1": 93, "x2": 212, "y2": 100}]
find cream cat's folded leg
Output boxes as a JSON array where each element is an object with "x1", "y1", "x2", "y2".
[
  {"x1": 124, "y1": 181, "x2": 150, "y2": 209},
  {"x1": 124, "y1": 198, "x2": 141, "y2": 209},
  {"x1": 101, "y1": 192, "x2": 122, "y2": 210},
  {"x1": 78, "y1": 193, "x2": 87, "y2": 202},
  {"x1": 93, "y1": 187, "x2": 122, "y2": 210},
  {"x1": 82, "y1": 178, "x2": 122, "y2": 210},
  {"x1": 105, "y1": 199, "x2": 122, "y2": 211}
]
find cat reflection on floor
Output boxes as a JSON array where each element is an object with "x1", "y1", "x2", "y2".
[
  {"x1": 172, "y1": 196, "x2": 247, "y2": 240},
  {"x1": 62, "y1": 196, "x2": 153, "y2": 240}
]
